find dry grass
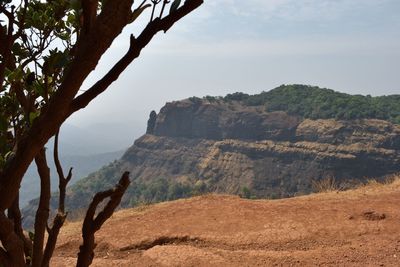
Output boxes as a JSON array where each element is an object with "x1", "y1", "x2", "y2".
[
  {"x1": 361, "y1": 173, "x2": 400, "y2": 190},
  {"x1": 311, "y1": 176, "x2": 339, "y2": 193},
  {"x1": 360, "y1": 174, "x2": 400, "y2": 193},
  {"x1": 311, "y1": 173, "x2": 400, "y2": 194}
]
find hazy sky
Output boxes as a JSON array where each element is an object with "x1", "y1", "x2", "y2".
[{"x1": 66, "y1": 0, "x2": 400, "y2": 147}]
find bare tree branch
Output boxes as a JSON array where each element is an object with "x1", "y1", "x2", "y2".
[
  {"x1": 69, "y1": 0, "x2": 204, "y2": 115},
  {"x1": 76, "y1": 172, "x2": 130, "y2": 267},
  {"x1": 53, "y1": 129, "x2": 65, "y2": 181},
  {"x1": 41, "y1": 129, "x2": 73, "y2": 267},
  {"x1": 31, "y1": 148, "x2": 51, "y2": 267},
  {"x1": 41, "y1": 212, "x2": 67, "y2": 267},
  {"x1": 53, "y1": 129, "x2": 73, "y2": 211}
]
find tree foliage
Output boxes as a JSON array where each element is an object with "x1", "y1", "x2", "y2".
[
  {"x1": 223, "y1": 85, "x2": 400, "y2": 124},
  {"x1": 0, "y1": 0, "x2": 203, "y2": 265}
]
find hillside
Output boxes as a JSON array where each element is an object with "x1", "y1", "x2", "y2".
[
  {"x1": 51, "y1": 179, "x2": 400, "y2": 266},
  {"x1": 22, "y1": 85, "x2": 400, "y2": 224},
  {"x1": 62, "y1": 85, "x2": 400, "y2": 212}
]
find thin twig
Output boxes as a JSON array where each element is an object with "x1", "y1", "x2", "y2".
[
  {"x1": 150, "y1": 0, "x2": 161, "y2": 21},
  {"x1": 159, "y1": 0, "x2": 170, "y2": 18}
]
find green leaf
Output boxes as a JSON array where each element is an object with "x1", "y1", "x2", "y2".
[
  {"x1": 6, "y1": 67, "x2": 24, "y2": 83},
  {"x1": 169, "y1": 0, "x2": 181, "y2": 14},
  {"x1": 0, "y1": 155, "x2": 5, "y2": 168},
  {"x1": 69, "y1": 0, "x2": 81, "y2": 10},
  {"x1": 28, "y1": 231, "x2": 35, "y2": 242},
  {"x1": 33, "y1": 81, "x2": 45, "y2": 97},
  {"x1": 54, "y1": 53, "x2": 69, "y2": 69},
  {"x1": 29, "y1": 111, "x2": 40, "y2": 125},
  {"x1": 0, "y1": 116, "x2": 8, "y2": 132}
]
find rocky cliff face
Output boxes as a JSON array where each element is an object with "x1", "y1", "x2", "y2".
[
  {"x1": 149, "y1": 99, "x2": 300, "y2": 141},
  {"x1": 62, "y1": 97, "x2": 400, "y2": 212},
  {"x1": 21, "y1": 88, "x2": 400, "y2": 228}
]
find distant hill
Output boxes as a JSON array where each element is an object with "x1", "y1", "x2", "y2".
[{"x1": 22, "y1": 85, "x2": 400, "y2": 226}]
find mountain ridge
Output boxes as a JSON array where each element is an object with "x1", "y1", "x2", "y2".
[
  {"x1": 22, "y1": 85, "x2": 400, "y2": 226},
  {"x1": 65, "y1": 85, "x2": 400, "y2": 209}
]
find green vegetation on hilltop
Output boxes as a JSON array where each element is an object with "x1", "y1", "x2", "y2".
[{"x1": 220, "y1": 85, "x2": 400, "y2": 124}]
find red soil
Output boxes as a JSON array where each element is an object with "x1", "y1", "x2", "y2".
[{"x1": 53, "y1": 180, "x2": 400, "y2": 266}]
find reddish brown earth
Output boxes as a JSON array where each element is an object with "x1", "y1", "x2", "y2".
[{"x1": 53, "y1": 180, "x2": 400, "y2": 266}]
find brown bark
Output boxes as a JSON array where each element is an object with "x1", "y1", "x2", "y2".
[
  {"x1": 0, "y1": 212, "x2": 25, "y2": 267},
  {"x1": 0, "y1": 0, "x2": 203, "y2": 215},
  {"x1": 41, "y1": 130, "x2": 73, "y2": 267},
  {"x1": 70, "y1": 0, "x2": 204, "y2": 114},
  {"x1": 0, "y1": 0, "x2": 203, "y2": 265},
  {"x1": 7, "y1": 193, "x2": 33, "y2": 260},
  {"x1": 0, "y1": 0, "x2": 136, "y2": 212},
  {"x1": 31, "y1": 149, "x2": 51, "y2": 267},
  {"x1": 76, "y1": 172, "x2": 130, "y2": 267},
  {"x1": 41, "y1": 212, "x2": 67, "y2": 267},
  {"x1": 53, "y1": 130, "x2": 73, "y2": 212},
  {"x1": 0, "y1": 248, "x2": 9, "y2": 266},
  {"x1": 82, "y1": 0, "x2": 98, "y2": 34}
]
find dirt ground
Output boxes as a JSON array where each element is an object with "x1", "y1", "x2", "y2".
[{"x1": 52, "y1": 180, "x2": 400, "y2": 266}]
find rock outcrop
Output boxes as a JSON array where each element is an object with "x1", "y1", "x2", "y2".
[
  {"x1": 64, "y1": 97, "x2": 400, "y2": 211},
  {"x1": 21, "y1": 87, "x2": 400, "y2": 229},
  {"x1": 153, "y1": 99, "x2": 300, "y2": 141}
]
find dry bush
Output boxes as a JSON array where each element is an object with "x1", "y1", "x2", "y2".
[
  {"x1": 365, "y1": 179, "x2": 381, "y2": 186},
  {"x1": 312, "y1": 176, "x2": 339, "y2": 193},
  {"x1": 363, "y1": 173, "x2": 400, "y2": 188},
  {"x1": 312, "y1": 173, "x2": 400, "y2": 194},
  {"x1": 382, "y1": 173, "x2": 400, "y2": 185}
]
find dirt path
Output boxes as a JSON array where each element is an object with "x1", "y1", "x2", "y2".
[{"x1": 53, "y1": 180, "x2": 400, "y2": 266}]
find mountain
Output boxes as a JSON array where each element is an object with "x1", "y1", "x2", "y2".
[{"x1": 22, "y1": 85, "x2": 400, "y2": 225}]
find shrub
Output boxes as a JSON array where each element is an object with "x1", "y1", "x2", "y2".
[{"x1": 311, "y1": 176, "x2": 339, "y2": 193}]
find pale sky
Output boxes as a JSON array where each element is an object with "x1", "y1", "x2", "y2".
[{"x1": 66, "y1": 0, "x2": 400, "y2": 151}]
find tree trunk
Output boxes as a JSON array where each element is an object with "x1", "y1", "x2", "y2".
[
  {"x1": 0, "y1": 212, "x2": 25, "y2": 266},
  {"x1": 7, "y1": 194, "x2": 33, "y2": 261}
]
